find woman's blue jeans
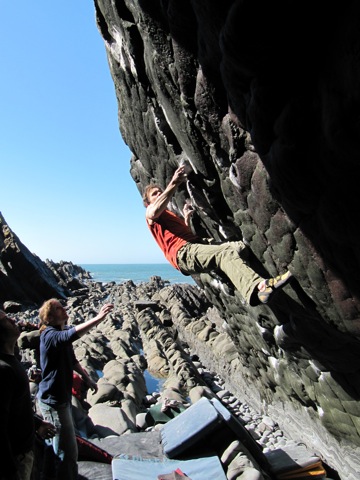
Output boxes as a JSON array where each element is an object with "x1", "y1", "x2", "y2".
[{"x1": 38, "y1": 400, "x2": 78, "y2": 480}]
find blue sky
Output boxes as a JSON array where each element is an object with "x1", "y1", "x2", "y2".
[{"x1": 1, "y1": 1, "x2": 165, "y2": 264}]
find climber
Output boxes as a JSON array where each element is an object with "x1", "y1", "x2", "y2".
[{"x1": 143, "y1": 165, "x2": 292, "y2": 305}]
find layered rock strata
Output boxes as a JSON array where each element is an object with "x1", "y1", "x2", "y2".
[{"x1": 17, "y1": 273, "x2": 341, "y2": 479}]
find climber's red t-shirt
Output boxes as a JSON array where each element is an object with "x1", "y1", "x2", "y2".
[{"x1": 146, "y1": 209, "x2": 200, "y2": 269}]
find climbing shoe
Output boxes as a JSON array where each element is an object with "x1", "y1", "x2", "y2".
[{"x1": 258, "y1": 270, "x2": 292, "y2": 304}]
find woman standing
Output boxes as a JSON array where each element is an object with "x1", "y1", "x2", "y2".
[{"x1": 37, "y1": 298, "x2": 113, "y2": 479}]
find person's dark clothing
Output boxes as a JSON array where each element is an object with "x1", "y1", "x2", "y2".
[
  {"x1": 38, "y1": 326, "x2": 79, "y2": 405},
  {"x1": 0, "y1": 353, "x2": 37, "y2": 477}
]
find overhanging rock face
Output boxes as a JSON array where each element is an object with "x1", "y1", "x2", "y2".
[{"x1": 93, "y1": 1, "x2": 360, "y2": 477}]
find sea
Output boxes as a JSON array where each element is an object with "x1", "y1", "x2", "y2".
[{"x1": 79, "y1": 263, "x2": 196, "y2": 286}]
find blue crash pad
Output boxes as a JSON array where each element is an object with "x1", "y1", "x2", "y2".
[
  {"x1": 111, "y1": 455, "x2": 227, "y2": 480},
  {"x1": 160, "y1": 396, "x2": 222, "y2": 458}
]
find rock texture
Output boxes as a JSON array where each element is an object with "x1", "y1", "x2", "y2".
[{"x1": 91, "y1": 1, "x2": 360, "y2": 478}]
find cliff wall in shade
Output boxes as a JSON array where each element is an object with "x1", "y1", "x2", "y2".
[{"x1": 93, "y1": 1, "x2": 360, "y2": 477}]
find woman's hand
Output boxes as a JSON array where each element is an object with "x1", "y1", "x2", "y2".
[
  {"x1": 96, "y1": 303, "x2": 114, "y2": 321},
  {"x1": 37, "y1": 421, "x2": 57, "y2": 440}
]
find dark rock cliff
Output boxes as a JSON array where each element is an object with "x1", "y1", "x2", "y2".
[
  {"x1": 0, "y1": 212, "x2": 90, "y2": 306},
  {"x1": 92, "y1": 1, "x2": 360, "y2": 478},
  {"x1": 0, "y1": 212, "x2": 68, "y2": 306}
]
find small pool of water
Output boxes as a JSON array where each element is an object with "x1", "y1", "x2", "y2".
[
  {"x1": 95, "y1": 367, "x2": 165, "y2": 393},
  {"x1": 144, "y1": 370, "x2": 166, "y2": 393}
]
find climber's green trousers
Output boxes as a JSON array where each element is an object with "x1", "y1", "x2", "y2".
[{"x1": 177, "y1": 241, "x2": 262, "y2": 304}]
